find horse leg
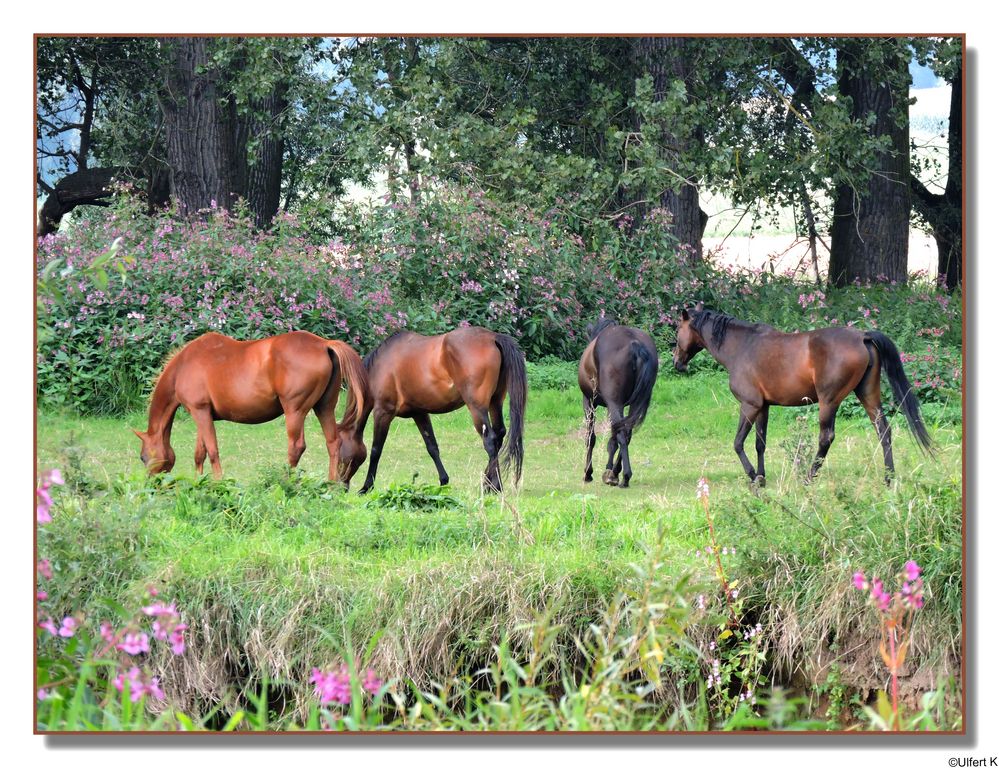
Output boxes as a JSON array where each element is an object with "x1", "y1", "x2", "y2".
[
  {"x1": 194, "y1": 436, "x2": 207, "y2": 476},
  {"x1": 489, "y1": 396, "x2": 507, "y2": 450},
  {"x1": 582, "y1": 397, "x2": 597, "y2": 482},
  {"x1": 313, "y1": 394, "x2": 343, "y2": 484},
  {"x1": 470, "y1": 406, "x2": 502, "y2": 493},
  {"x1": 284, "y1": 409, "x2": 308, "y2": 470},
  {"x1": 734, "y1": 402, "x2": 761, "y2": 483},
  {"x1": 413, "y1": 413, "x2": 449, "y2": 486},
  {"x1": 190, "y1": 408, "x2": 222, "y2": 479},
  {"x1": 856, "y1": 387, "x2": 894, "y2": 485},
  {"x1": 359, "y1": 409, "x2": 393, "y2": 494},
  {"x1": 602, "y1": 405, "x2": 623, "y2": 486},
  {"x1": 806, "y1": 402, "x2": 839, "y2": 483},
  {"x1": 754, "y1": 405, "x2": 770, "y2": 488}
]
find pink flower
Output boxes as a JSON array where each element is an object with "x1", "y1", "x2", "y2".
[
  {"x1": 38, "y1": 559, "x2": 53, "y2": 579},
  {"x1": 58, "y1": 617, "x2": 77, "y2": 638},
  {"x1": 100, "y1": 622, "x2": 116, "y2": 643},
  {"x1": 311, "y1": 666, "x2": 352, "y2": 705},
  {"x1": 37, "y1": 688, "x2": 48, "y2": 701},
  {"x1": 903, "y1": 560, "x2": 922, "y2": 582},
  {"x1": 696, "y1": 477, "x2": 710, "y2": 500},
  {"x1": 36, "y1": 487, "x2": 53, "y2": 524},
  {"x1": 113, "y1": 666, "x2": 163, "y2": 702},
  {"x1": 142, "y1": 602, "x2": 178, "y2": 618},
  {"x1": 169, "y1": 624, "x2": 187, "y2": 655},
  {"x1": 36, "y1": 590, "x2": 47, "y2": 602},
  {"x1": 117, "y1": 632, "x2": 150, "y2": 655},
  {"x1": 38, "y1": 618, "x2": 58, "y2": 635},
  {"x1": 362, "y1": 668, "x2": 383, "y2": 695},
  {"x1": 852, "y1": 570, "x2": 869, "y2": 591}
]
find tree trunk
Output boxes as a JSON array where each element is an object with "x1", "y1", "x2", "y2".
[
  {"x1": 159, "y1": 37, "x2": 237, "y2": 214},
  {"x1": 634, "y1": 36, "x2": 707, "y2": 258},
  {"x1": 829, "y1": 41, "x2": 912, "y2": 286},
  {"x1": 246, "y1": 88, "x2": 286, "y2": 228},
  {"x1": 911, "y1": 63, "x2": 962, "y2": 290}
]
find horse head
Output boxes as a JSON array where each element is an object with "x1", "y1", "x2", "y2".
[
  {"x1": 673, "y1": 304, "x2": 706, "y2": 372},
  {"x1": 338, "y1": 427, "x2": 368, "y2": 487},
  {"x1": 132, "y1": 428, "x2": 176, "y2": 474}
]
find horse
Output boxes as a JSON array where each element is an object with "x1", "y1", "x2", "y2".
[
  {"x1": 672, "y1": 303, "x2": 932, "y2": 485},
  {"x1": 578, "y1": 318, "x2": 659, "y2": 488},
  {"x1": 338, "y1": 326, "x2": 527, "y2": 494},
  {"x1": 132, "y1": 331, "x2": 368, "y2": 482}
]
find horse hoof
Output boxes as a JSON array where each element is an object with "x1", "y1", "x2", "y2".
[
  {"x1": 602, "y1": 471, "x2": 618, "y2": 486},
  {"x1": 618, "y1": 479, "x2": 630, "y2": 489},
  {"x1": 358, "y1": 485, "x2": 372, "y2": 495},
  {"x1": 440, "y1": 476, "x2": 450, "y2": 486},
  {"x1": 752, "y1": 475, "x2": 766, "y2": 489},
  {"x1": 583, "y1": 474, "x2": 593, "y2": 483}
]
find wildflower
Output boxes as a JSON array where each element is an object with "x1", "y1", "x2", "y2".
[
  {"x1": 903, "y1": 560, "x2": 922, "y2": 582},
  {"x1": 311, "y1": 666, "x2": 351, "y2": 705},
  {"x1": 38, "y1": 618, "x2": 58, "y2": 635},
  {"x1": 113, "y1": 666, "x2": 164, "y2": 702},
  {"x1": 852, "y1": 570, "x2": 869, "y2": 591},
  {"x1": 36, "y1": 590, "x2": 47, "y2": 601},
  {"x1": 730, "y1": 588, "x2": 740, "y2": 599},
  {"x1": 38, "y1": 559, "x2": 53, "y2": 579},
  {"x1": 100, "y1": 622, "x2": 116, "y2": 643},
  {"x1": 58, "y1": 617, "x2": 77, "y2": 638},
  {"x1": 117, "y1": 632, "x2": 150, "y2": 655},
  {"x1": 362, "y1": 668, "x2": 383, "y2": 695},
  {"x1": 37, "y1": 688, "x2": 48, "y2": 701},
  {"x1": 169, "y1": 624, "x2": 187, "y2": 655},
  {"x1": 696, "y1": 477, "x2": 710, "y2": 500}
]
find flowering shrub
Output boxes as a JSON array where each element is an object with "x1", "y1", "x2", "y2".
[{"x1": 37, "y1": 188, "x2": 961, "y2": 416}]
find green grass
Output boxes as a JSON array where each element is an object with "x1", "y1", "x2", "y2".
[{"x1": 36, "y1": 370, "x2": 963, "y2": 728}]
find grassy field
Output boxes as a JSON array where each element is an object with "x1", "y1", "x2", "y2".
[{"x1": 36, "y1": 367, "x2": 963, "y2": 729}]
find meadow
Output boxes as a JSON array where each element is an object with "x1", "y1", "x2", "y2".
[{"x1": 35, "y1": 362, "x2": 963, "y2": 731}]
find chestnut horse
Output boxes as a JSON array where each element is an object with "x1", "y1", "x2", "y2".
[
  {"x1": 672, "y1": 304, "x2": 932, "y2": 485},
  {"x1": 133, "y1": 331, "x2": 368, "y2": 481},
  {"x1": 339, "y1": 326, "x2": 527, "y2": 493},
  {"x1": 578, "y1": 318, "x2": 659, "y2": 488}
]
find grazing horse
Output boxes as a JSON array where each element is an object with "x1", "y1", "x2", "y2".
[
  {"x1": 133, "y1": 331, "x2": 368, "y2": 481},
  {"x1": 339, "y1": 326, "x2": 527, "y2": 494},
  {"x1": 672, "y1": 304, "x2": 932, "y2": 485},
  {"x1": 578, "y1": 318, "x2": 659, "y2": 488}
]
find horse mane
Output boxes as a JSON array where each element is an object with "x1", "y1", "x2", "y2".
[
  {"x1": 148, "y1": 345, "x2": 184, "y2": 401},
  {"x1": 363, "y1": 331, "x2": 412, "y2": 370},
  {"x1": 587, "y1": 317, "x2": 618, "y2": 341},
  {"x1": 690, "y1": 309, "x2": 764, "y2": 348}
]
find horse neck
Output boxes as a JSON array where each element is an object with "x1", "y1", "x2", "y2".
[
  {"x1": 146, "y1": 365, "x2": 181, "y2": 440},
  {"x1": 700, "y1": 323, "x2": 746, "y2": 371}
]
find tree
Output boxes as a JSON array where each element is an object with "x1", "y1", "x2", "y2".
[
  {"x1": 631, "y1": 37, "x2": 709, "y2": 257},
  {"x1": 910, "y1": 39, "x2": 963, "y2": 289},
  {"x1": 36, "y1": 37, "x2": 167, "y2": 235},
  {"x1": 828, "y1": 39, "x2": 912, "y2": 286}
]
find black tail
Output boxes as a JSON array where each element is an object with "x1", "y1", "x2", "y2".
[
  {"x1": 494, "y1": 333, "x2": 527, "y2": 484},
  {"x1": 867, "y1": 331, "x2": 933, "y2": 453},
  {"x1": 621, "y1": 341, "x2": 658, "y2": 432}
]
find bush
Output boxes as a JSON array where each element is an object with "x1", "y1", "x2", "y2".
[{"x1": 36, "y1": 187, "x2": 962, "y2": 417}]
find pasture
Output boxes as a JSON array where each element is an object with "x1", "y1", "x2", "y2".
[{"x1": 35, "y1": 364, "x2": 963, "y2": 730}]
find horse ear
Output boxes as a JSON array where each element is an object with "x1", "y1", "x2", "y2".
[
  {"x1": 694, "y1": 300, "x2": 704, "y2": 312},
  {"x1": 132, "y1": 428, "x2": 146, "y2": 441},
  {"x1": 680, "y1": 309, "x2": 690, "y2": 321}
]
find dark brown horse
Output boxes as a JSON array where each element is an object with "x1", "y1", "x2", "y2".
[
  {"x1": 339, "y1": 326, "x2": 527, "y2": 493},
  {"x1": 133, "y1": 331, "x2": 368, "y2": 481},
  {"x1": 578, "y1": 318, "x2": 659, "y2": 488},
  {"x1": 672, "y1": 304, "x2": 932, "y2": 485}
]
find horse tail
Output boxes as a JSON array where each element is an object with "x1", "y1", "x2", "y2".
[
  {"x1": 327, "y1": 341, "x2": 370, "y2": 435},
  {"x1": 866, "y1": 330, "x2": 933, "y2": 453},
  {"x1": 494, "y1": 333, "x2": 527, "y2": 484},
  {"x1": 620, "y1": 340, "x2": 658, "y2": 433}
]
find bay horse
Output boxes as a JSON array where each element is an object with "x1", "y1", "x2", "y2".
[
  {"x1": 338, "y1": 326, "x2": 527, "y2": 494},
  {"x1": 578, "y1": 318, "x2": 659, "y2": 488},
  {"x1": 672, "y1": 304, "x2": 932, "y2": 485},
  {"x1": 133, "y1": 331, "x2": 368, "y2": 482}
]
